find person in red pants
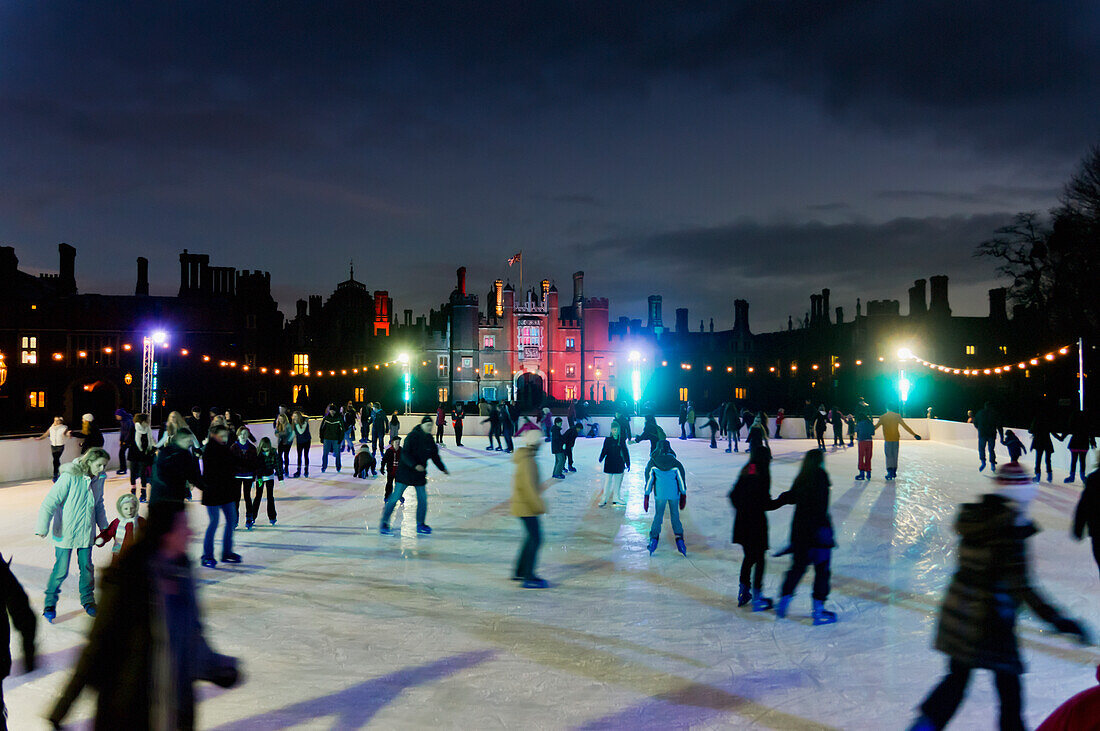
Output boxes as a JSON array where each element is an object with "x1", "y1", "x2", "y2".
[{"x1": 855, "y1": 413, "x2": 875, "y2": 480}]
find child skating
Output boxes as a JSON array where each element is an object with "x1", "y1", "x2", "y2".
[
  {"x1": 729, "y1": 446, "x2": 779, "y2": 610},
  {"x1": 253, "y1": 437, "x2": 282, "y2": 526},
  {"x1": 380, "y1": 436, "x2": 402, "y2": 503},
  {"x1": 643, "y1": 440, "x2": 687, "y2": 556},
  {"x1": 94, "y1": 493, "x2": 146, "y2": 563}
]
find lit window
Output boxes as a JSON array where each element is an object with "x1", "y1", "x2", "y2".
[
  {"x1": 998, "y1": 345, "x2": 1007, "y2": 354},
  {"x1": 965, "y1": 345, "x2": 975, "y2": 355},
  {"x1": 565, "y1": 364, "x2": 576, "y2": 378},
  {"x1": 438, "y1": 355, "x2": 450, "y2": 372},
  {"x1": 354, "y1": 387, "x2": 364, "y2": 401},
  {"x1": 21, "y1": 335, "x2": 37, "y2": 365},
  {"x1": 518, "y1": 324, "x2": 542, "y2": 347},
  {"x1": 565, "y1": 385, "x2": 577, "y2": 399},
  {"x1": 483, "y1": 363, "x2": 496, "y2": 377},
  {"x1": 678, "y1": 387, "x2": 688, "y2": 401},
  {"x1": 438, "y1": 387, "x2": 449, "y2": 403},
  {"x1": 734, "y1": 387, "x2": 747, "y2": 400},
  {"x1": 566, "y1": 338, "x2": 576, "y2": 349},
  {"x1": 483, "y1": 335, "x2": 495, "y2": 349},
  {"x1": 28, "y1": 390, "x2": 45, "y2": 408},
  {"x1": 292, "y1": 353, "x2": 309, "y2": 375},
  {"x1": 292, "y1": 384, "x2": 310, "y2": 403}
]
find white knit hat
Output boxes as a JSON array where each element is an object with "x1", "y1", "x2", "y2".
[
  {"x1": 82, "y1": 413, "x2": 95, "y2": 422},
  {"x1": 993, "y1": 463, "x2": 1037, "y2": 523}
]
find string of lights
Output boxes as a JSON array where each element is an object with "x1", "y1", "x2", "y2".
[{"x1": 903, "y1": 345, "x2": 1075, "y2": 376}]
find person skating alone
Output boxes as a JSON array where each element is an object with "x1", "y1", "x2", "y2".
[
  {"x1": 643, "y1": 440, "x2": 687, "y2": 556},
  {"x1": 199, "y1": 425, "x2": 242, "y2": 568},
  {"x1": 723, "y1": 401, "x2": 741, "y2": 452},
  {"x1": 253, "y1": 437, "x2": 282, "y2": 526},
  {"x1": 354, "y1": 443, "x2": 378, "y2": 479},
  {"x1": 908, "y1": 463, "x2": 1090, "y2": 730},
  {"x1": 747, "y1": 412, "x2": 769, "y2": 455},
  {"x1": 483, "y1": 403, "x2": 504, "y2": 451},
  {"x1": 973, "y1": 401, "x2": 1004, "y2": 473},
  {"x1": 512, "y1": 426, "x2": 550, "y2": 589},
  {"x1": 379, "y1": 417, "x2": 448, "y2": 536},
  {"x1": 452, "y1": 403, "x2": 465, "y2": 447},
  {"x1": 563, "y1": 420, "x2": 578, "y2": 472},
  {"x1": 1073, "y1": 462, "x2": 1100, "y2": 579},
  {"x1": 291, "y1": 410, "x2": 311, "y2": 478},
  {"x1": 730, "y1": 446, "x2": 781, "y2": 610},
  {"x1": 501, "y1": 401, "x2": 516, "y2": 453},
  {"x1": 372, "y1": 405, "x2": 388, "y2": 457},
  {"x1": 230, "y1": 427, "x2": 259, "y2": 530},
  {"x1": 435, "y1": 404, "x2": 447, "y2": 445},
  {"x1": 873, "y1": 408, "x2": 922, "y2": 480},
  {"x1": 813, "y1": 405, "x2": 828, "y2": 451},
  {"x1": 1059, "y1": 410, "x2": 1096, "y2": 483},
  {"x1": 35, "y1": 415, "x2": 69, "y2": 482},
  {"x1": 319, "y1": 405, "x2": 344, "y2": 473},
  {"x1": 598, "y1": 421, "x2": 630, "y2": 506},
  {"x1": 550, "y1": 418, "x2": 567, "y2": 479},
  {"x1": 705, "y1": 407, "x2": 721, "y2": 449},
  {"x1": 68, "y1": 413, "x2": 104, "y2": 455},
  {"x1": 773, "y1": 449, "x2": 838, "y2": 625},
  {"x1": 774, "y1": 408, "x2": 785, "y2": 439},
  {"x1": 830, "y1": 407, "x2": 845, "y2": 448},
  {"x1": 128, "y1": 413, "x2": 156, "y2": 503},
  {"x1": 34, "y1": 447, "x2": 110, "y2": 621},
  {"x1": 1001, "y1": 429, "x2": 1025, "y2": 465},
  {"x1": 1029, "y1": 408, "x2": 1058, "y2": 483},
  {"x1": 114, "y1": 408, "x2": 134, "y2": 475}
]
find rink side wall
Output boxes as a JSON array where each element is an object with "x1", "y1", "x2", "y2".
[{"x1": 1, "y1": 417, "x2": 1094, "y2": 485}]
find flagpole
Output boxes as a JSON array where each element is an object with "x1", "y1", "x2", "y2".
[{"x1": 519, "y1": 250, "x2": 523, "y2": 299}]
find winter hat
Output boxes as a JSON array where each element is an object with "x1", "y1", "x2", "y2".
[
  {"x1": 419, "y1": 415, "x2": 432, "y2": 425},
  {"x1": 993, "y1": 462, "x2": 1037, "y2": 522},
  {"x1": 82, "y1": 413, "x2": 95, "y2": 422},
  {"x1": 116, "y1": 493, "x2": 137, "y2": 513},
  {"x1": 522, "y1": 428, "x2": 543, "y2": 448}
]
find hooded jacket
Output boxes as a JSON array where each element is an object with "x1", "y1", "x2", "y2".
[
  {"x1": 934, "y1": 494, "x2": 1064, "y2": 674},
  {"x1": 729, "y1": 458, "x2": 777, "y2": 549},
  {"x1": 394, "y1": 425, "x2": 446, "y2": 486},
  {"x1": 598, "y1": 434, "x2": 630, "y2": 474},
  {"x1": 35, "y1": 464, "x2": 109, "y2": 549},
  {"x1": 643, "y1": 441, "x2": 687, "y2": 501},
  {"x1": 149, "y1": 444, "x2": 203, "y2": 505}
]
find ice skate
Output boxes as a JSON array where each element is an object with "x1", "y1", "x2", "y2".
[
  {"x1": 812, "y1": 599, "x2": 837, "y2": 625},
  {"x1": 43, "y1": 606, "x2": 56, "y2": 623},
  {"x1": 776, "y1": 594, "x2": 793, "y2": 618},
  {"x1": 416, "y1": 524, "x2": 432, "y2": 535},
  {"x1": 855, "y1": 472, "x2": 865, "y2": 480},
  {"x1": 222, "y1": 552, "x2": 242, "y2": 564},
  {"x1": 84, "y1": 604, "x2": 97, "y2": 618},
  {"x1": 647, "y1": 537, "x2": 658, "y2": 555},
  {"x1": 752, "y1": 590, "x2": 774, "y2": 612},
  {"x1": 675, "y1": 537, "x2": 687, "y2": 556},
  {"x1": 737, "y1": 583, "x2": 751, "y2": 607},
  {"x1": 201, "y1": 557, "x2": 217, "y2": 568},
  {"x1": 379, "y1": 524, "x2": 394, "y2": 536},
  {"x1": 522, "y1": 577, "x2": 549, "y2": 589}
]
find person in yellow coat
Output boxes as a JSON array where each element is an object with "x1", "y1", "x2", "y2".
[
  {"x1": 512, "y1": 425, "x2": 548, "y2": 588},
  {"x1": 873, "y1": 409, "x2": 922, "y2": 480}
]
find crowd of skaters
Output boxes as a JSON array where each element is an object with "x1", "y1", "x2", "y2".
[{"x1": 5, "y1": 392, "x2": 1100, "y2": 729}]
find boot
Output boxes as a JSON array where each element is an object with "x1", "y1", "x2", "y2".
[
  {"x1": 812, "y1": 599, "x2": 837, "y2": 625},
  {"x1": 776, "y1": 595, "x2": 793, "y2": 618},
  {"x1": 737, "y1": 583, "x2": 751, "y2": 607},
  {"x1": 1047, "y1": 471, "x2": 1053, "y2": 483},
  {"x1": 647, "y1": 537, "x2": 659, "y2": 555},
  {"x1": 675, "y1": 537, "x2": 687, "y2": 556},
  {"x1": 855, "y1": 471, "x2": 865, "y2": 480},
  {"x1": 752, "y1": 589, "x2": 774, "y2": 612}
]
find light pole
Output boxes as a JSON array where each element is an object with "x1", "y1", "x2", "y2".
[
  {"x1": 397, "y1": 353, "x2": 410, "y2": 414},
  {"x1": 629, "y1": 350, "x2": 641, "y2": 421},
  {"x1": 141, "y1": 330, "x2": 167, "y2": 418},
  {"x1": 896, "y1": 348, "x2": 914, "y2": 418}
]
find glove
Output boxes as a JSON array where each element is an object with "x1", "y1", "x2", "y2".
[
  {"x1": 679, "y1": 494, "x2": 687, "y2": 510},
  {"x1": 643, "y1": 494, "x2": 650, "y2": 512},
  {"x1": 914, "y1": 434, "x2": 922, "y2": 440}
]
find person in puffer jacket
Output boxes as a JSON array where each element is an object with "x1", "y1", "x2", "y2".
[
  {"x1": 909, "y1": 463, "x2": 1090, "y2": 731},
  {"x1": 34, "y1": 447, "x2": 110, "y2": 622},
  {"x1": 643, "y1": 440, "x2": 687, "y2": 556}
]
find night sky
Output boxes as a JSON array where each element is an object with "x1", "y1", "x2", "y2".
[{"x1": 2, "y1": 2, "x2": 1097, "y2": 331}]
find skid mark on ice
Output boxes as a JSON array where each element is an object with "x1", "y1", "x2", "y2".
[{"x1": 210, "y1": 649, "x2": 495, "y2": 730}]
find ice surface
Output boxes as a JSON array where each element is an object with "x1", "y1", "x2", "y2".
[{"x1": 3, "y1": 436, "x2": 1098, "y2": 729}]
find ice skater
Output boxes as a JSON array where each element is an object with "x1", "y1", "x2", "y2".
[
  {"x1": 354, "y1": 443, "x2": 378, "y2": 478},
  {"x1": 830, "y1": 407, "x2": 844, "y2": 448},
  {"x1": 452, "y1": 402, "x2": 465, "y2": 446},
  {"x1": 813, "y1": 405, "x2": 828, "y2": 450},
  {"x1": 873, "y1": 408, "x2": 922, "y2": 480},
  {"x1": 1073, "y1": 462, "x2": 1100, "y2": 579},
  {"x1": 643, "y1": 440, "x2": 687, "y2": 556},
  {"x1": 199, "y1": 424, "x2": 242, "y2": 568},
  {"x1": 1059, "y1": 410, "x2": 1095, "y2": 483},
  {"x1": 252, "y1": 437, "x2": 281, "y2": 526},
  {"x1": 908, "y1": 463, "x2": 1089, "y2": 730},
  {"x1": 550, "y1": 418, "x2": 567, "y2": 479},
  {"x1": 435, "y1": 404, "x2": 447, "y2": 445},
  {"x1": 319, "y1": 405, "x2": 345, "y2": 473},
  {"x1": 127, "y1": 413, "x2": 156, "y2": 502},
  {"x1": 705, "y1": 407, "x2": 721, "y2": 449},
  {"x1": 35, "y1": 415, "x2": 69, "y2": 482},
  {"x1": 511, "y1": 426, "x2": 549, "y2": 588},
  {"x1": 379, "y1": 417, "x2": 448, "y2": 536},
  {"x1": 0, "y1": 551, "x2": 36, "y2": 731},
  {"x1": 973, "y1": 401, "x2": 1004, "y2": 472},
  {"x1": 635, "y1": 414, "x2": 665, "y2": 454},
  {"x1": 1029, "y1": 408, "x2": 1057, "y2": 483},
  {"x1": 747, "y1": 412, "x2": 769, "y2": 454},
  {"x1": 1001, "y1": 429, "x2": 1025, "y2": 465},
  {"x1": 773, "y1": 449, "x2": 838, "y2": 624},
  {"x1": 291, "y1": 410, "x2": 311, "y2": 478},
  {"x1": 729, "y1": 446, "x2": 779, "y2": 610},
  {"x1": 598, "y1": 421, "x2": 630, "y2": 506},
  {"x1": 230, "y1": 427, "x2": 259, "y2": 529},
  {"x1": 855, "y1": 413, "x2": 874, "y2": 480},
  {"x1": 34, "y1": 448, "x2": 110, "y2": 621},
  {"x1": 723, "y1": 401, "x2": 741, "y2": 452},
  {"x1": 380, "y1": 436, "x2": 402, "y2": 503}
]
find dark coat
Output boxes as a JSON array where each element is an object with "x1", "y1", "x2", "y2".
[
  {"x1": 200, "y1": 439, "x2": 237, "y2": 506},
  {"x1": 319, "y1": 414, "x2": 345, "y2": 441},
  {"x1": 149, "y1": 445, "x2": 203, "y2": 505},
  {"x1": 598, "y1": 435, "x2": 630, "y2": 474},
  {"x1": 774, "y1": 468, "x2": 834, "y2": 554},
  {"x1": 973, "y1": 406, "x2": 1003, "y2": 439},
  {"x1": 1, "y1": 554, "x2": 36, "y2": 681},
  {"x1": 729, "y1": 463, "x2": 777, "y2": 549},
  {"x1": 394, "y1": 426, "x2": 446, "y2": 486},
  {"x1": 229, "y1": 441, "x2": 258, "y2": 478},
  {"x1": 934, "y1": 494, "x2": 1064, "y2": 674},
  {"x1": 1074, "y1": 470, "x2": 1100, "y2": 543},
  {"x1": 550, "y1": 426, "x2": 565, "y2": 454},
  {"x1": 747, "y1": 424, "x2": 767, "y2": 452},
  {"x1": 50, "y1": 551, "x2": 235, "y2": 730},
  {"x1": 77, "y1": 424, "x2": 105, "y2": 453},
  {"x1": 1029, "y1": 414, "x2": 1056, "y2": 453}
]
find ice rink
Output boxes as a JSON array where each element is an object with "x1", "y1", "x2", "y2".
[{"x1": 3, "y1": 434, "x2": 1099, "y2": 729}]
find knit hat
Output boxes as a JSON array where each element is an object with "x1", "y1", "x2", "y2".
[
  {"x1": 82, "y1": 413, "x2": 95, "y2": 422},
  {"x1": 522, "y1": 428, "x2": 543, "y2": 448},
  {"x1": 420, "y1": 415, "x2": 432, "y2": 425},
  {"x1": 993, "y1": 462, "x2": 1037, "y2": 522}
]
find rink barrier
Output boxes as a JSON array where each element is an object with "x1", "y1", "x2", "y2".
[{"x1": 1, "y1": 415, "x2": 1094, "y2": 485}]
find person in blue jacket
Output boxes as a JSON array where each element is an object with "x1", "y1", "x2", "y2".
[{"x1": 644, "y1": 440, "x2": 687, "y2": 556}]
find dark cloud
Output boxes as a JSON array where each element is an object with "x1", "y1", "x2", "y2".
[{"x1": 877, "y1": 185, "x2": 1064, "y2": 208}]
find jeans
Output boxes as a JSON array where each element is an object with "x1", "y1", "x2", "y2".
[
  {"x1": 649, "y1": 498, "x2": 683, "y2": 540},
  {"x1": 296, "y1": 442, "x2": 311, "y2": 473},
  {"x1": 381, "y1": 482, "x2": 428, "y2": 528},
  {"x1": 884, "y1": 441, "x2": 900, "y2": 473},
  {"x1": 601, "y1": 473, "x2": 624, "y2": 503},
  {"x1": 1034, "y1": 448, "x2": 1052, "y2": 476},
  {"x1": 1070, "y1": 450, "x2": 1087, "y2": 480},
  {"x1": 236, "y1": 478, "x2": 254, "y2": 525},
  {"x1": 321, "y1": 439, "x2": 342, "y2": 471},
  {"x1": 44, "y1": 546, "x2": 94, "y2": 608},
  {"x1": 503, "y1": 429, "x2": 513, "y2": 451},
  {"x1": 978, "y1": 435, "x2": 997, "y2": 466},
  {"x1": 118, "y1": 443, "x2": 128, "y2": 472},
  {"x1": 857, "y1": 441, "x2": 873, "y2": 472},
  {"x1": 780, "y1": 548, "x2": 831, "y2": 601},
  {"x1": 50, "y1": 444, "x2": 63, "y2": 479},
  {"x1": 727, "y1": 425, "x2": 739, "y2": 450},
  {"x1": 372, "y1": 431, "x2": 384, "y2": 456},
  {"x1": 552, "y1": 452, "x2": 567, "y2": 477},
  {"x1": 918, "y1": 658, "x2": 1022, "y2": 730},
  {"x1": 454, "y1": 421, "x2": 463, "y2": 446},
  {"x1": 203, "y1": 503, "x2": 237, "y2": 560},
  {"x1": 515, "y1": 516, "x2": 542, "y2": 580},
  {"x1": 740, "y1": 546, "x2": 766, "y2": 591},
  {"x1": 344, "y1": 428, "x2": 355, "y2": 453},
  {"x1": 278, "y1": 442, "x2": 292, "y2": 475}
]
